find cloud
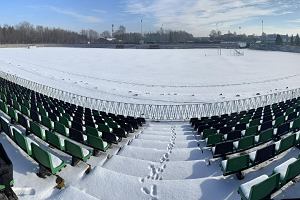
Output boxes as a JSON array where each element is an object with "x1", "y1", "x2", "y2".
[
  {"x1": 288, "y1": 19, "x2": 300, "y2": 24},
  {"x1": 48, "y1": 6, "x2": 102, "y2": 23},
  {"x1": 92, "y1": 9, "x2": 107, "y2": 14},
  {"x1": 124, "y1": 0, "x2": 299, "y2": 36}
]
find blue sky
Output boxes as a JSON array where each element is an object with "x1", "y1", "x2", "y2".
[{"x1": 1, "y1": 0, "x2": 300, "y2": 36}]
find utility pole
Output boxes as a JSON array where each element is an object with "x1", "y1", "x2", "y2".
[
  {"x1": 262, "y1": 20, "x2": 264, "y2": 35},
  {"x1": 141, "y1": 19, "x2": 143, "y2": 36},
  {"x1": 112, "y1": 24, "x2": 114, "y2": 37}
]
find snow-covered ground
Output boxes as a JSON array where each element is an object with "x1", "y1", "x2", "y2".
[
  {"x1": 2, "y1": 120, "x2": 300, "y2": 200},
  {"x1": 0, "y1": 47, "x2": 300, "y2": 104}
]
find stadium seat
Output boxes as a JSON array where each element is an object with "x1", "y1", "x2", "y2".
[
  {"x1": 273, "y1": 157, "x2": 300, "y2": 185},
  {"x1": 206, "y1": 134, "x2": 223, "y2": 146},
  {"x1": 41, "y1": 116, "x2": 54, "y2": 130},
  {"x1": 0, "y1": 143, "x2": 13, "y2": 191},
  {"x1": 13, "y1": 128, "x2": 37, "y2": 156},
  {"x1": 233, "y1": 136, "x2": 254, "y2": 151},
  {"x1": 64, "y1": 140, "x2": 92, "y2": 165},
  {"x1": 31, "y1": 143, "x2": 66, "y2": 175},
  {"x1": 30, "y1": 121, "x2": 46, "y2": 140},
  {"x1": 221, "y1": 154, "x2": 250, "y2": 177},
  {"x1": 54, "y1": 121, "x2": 69, "y2": 137},
  {"x1": 0, "y1": 117, "x2": 11, "y2": 137},
  {"x1": 274, "y1": 134, "x2": 296, "y2": 154},
  {"x1": 45, "y1": 130, "x2": 65, "y2": 151},
  {"x1": 238, "y1": 173, "x2": 280, "y2": 200},
  {"x1": 86, "y1": 134, "x2": 109, "y2": 153},
  {"x1": 249, "y1": 144, "x2": 275, "y2": 165},
  {"x1": 8, "y1": 107, "x2": 18, "y2": 123},
  {"x1": 254, "y1": 129, "x2": 273, "y2": 144}
]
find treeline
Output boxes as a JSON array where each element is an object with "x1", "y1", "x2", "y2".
[
  {"x1": 0, "y1": 22, "x2": 195, "y2": 44},
  {"x1": 0, "y1": 22, "x2": 87, "y2": 44}
]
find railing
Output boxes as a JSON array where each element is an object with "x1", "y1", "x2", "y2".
[{"x1": 1, "y1": 70, "x2": 300, "y2": 120}]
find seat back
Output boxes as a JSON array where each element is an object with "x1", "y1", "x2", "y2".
[
  {"x1": 54, "y1": 121, "x2": 68, "y2": 136},
  {"x1": 98, "y1": 124, "x2": 111, "y2": 133},
  {"x1": 227, "y1": 131, "x2": 241, "y2": 141},
  {"x1": 274, "y1": 116, "x2": 285, "y2": 127},
  {"x1": 276, "y1": 134, "x2": 296, "y2": 154},
  {"x1": 276, "y1": 122, "x2": 290, "y2": 137},
  {"x1": 260, "y1": 121, "x2": 272, "y2": 132},
  {"x1": 0, "y1": 101, "x2": 8, "y2": 114},
  {"x1": 46, "y1": 130, "x2": 63, "y2": 150},
  {"x1": 258, "y1": 129, "x2": 273, "y2": 144},
  {"x1": 8, "y1": 107, "x2": 17, "y2": 122},
  {"x1": 13, "y1": 128, "x2": 31, "y2": 155},
  {"x1": 238, "y1": 136, "x2": 254, "y2": 150},
  {"x1": 254, "y1": 144, "x2": 275, "y2": 164},
  {"x1": 17, "y1": 113, "x2": 29, "y2": 129},
  {"x1": 206, "y1": 134, "x2": 223, "y2": 146},
  {"x1": 284, "y1": 158, "x2": 300, "y2": 184},
  {"x1": 0, "y1": 143, "x2": 13, "y2": 188},
  {"x1": 0, "y1": 116, "x2": 11, "y2": 136},
  {"x1": 64, "y1": 140, "x2": 84, "y2": 159},
  {"x1": 224, "y1": 155, "x2": 249, "y2": 175},
  {"x1": 292, "y1": 117, "x2": 300, "y2": 131},
  {"x1": 86, "y1": 126, "x2": 100, "y2": 137},
  {"x1": 69, "y1": 128, "x2": 84, "y2": 143},
  {"x1": 249, "y1": 173, "x2": 280, "y2": 200},
  {"x1": 41, "y1": 116, "x2": 53, "y2": 130},
  {"x1": 214, "y1": 141, "x2": 233, "y2": 157},
  {"x1": 245, "y1": 126, "x2": 258, "y2": 136},
  {"x1": 87, "y1": 134, "x2": 107, "y2": 151},
  {"x1": 30, "y1": 121, "x2": 45, "y2": 140}
]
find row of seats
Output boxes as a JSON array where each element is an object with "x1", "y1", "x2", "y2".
[
  {"x1": 221, "y1": 133, "x2": 298, "y2": 178},
  {"x1": 211, "y1": 119, "x2": 298, "y2": 158},
  {"x1": 238, "y1": 157, "x2": 300, "y2": 200}
]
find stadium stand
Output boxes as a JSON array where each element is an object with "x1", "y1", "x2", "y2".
[{"x1": 0, "y1": 77, "x2": 145, "y2": 187}]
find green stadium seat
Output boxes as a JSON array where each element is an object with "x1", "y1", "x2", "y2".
[
  {"x1": 86, "y1": 126, "x2": 102, "y2": 137},
  {"x1": 202, "y1": 128, "x2": 217, "y2": 139},
  {"x1": 206, "y1": 134, "x2": 223, "y2": 146},
  {"x1": 249, "y1": 119, "x2": 261, "y2": 127},
  {"x1": 13, "y1": 128, "x2": 37, "y2": 156},
  {"x1": 274, "y1": 134, "x2": 296, "y2": 154},
  {"x1": 233, "y1": 136, "x2": 254, "y2": 151},
  {"x1": 292, "y1": 117, "x2": 300, "y2": 131},
  {"x1": 31, "y1": 143, "x2": 66, "y2": 175},
  {"x1": 41, "y1": 116, "x2": 54, "y2": 130},
  {"x1": 254, "y1": 129, "x2": 273, "y2": 144},
  {"x1": 59, "y1": 116, "x2": 71, "y2": 128},
  {"x1": 238, "y1": 173, "x2": 280, "y2": 200},
  {"x1": 274, "y1": 116, "x2": 285, "y2": 128},
  {"x1": 0, "y1": 116, "x2": 11, "y2": 137},
  {"x1": 45, "y1": 130, "x2": 65, "y2": 151},
  {"x1": 244, "y1": 126, "x2": 258, "y2": 137},
  {"x1": 64, "y1": 140, "x2": 92, "y2": 165},
  {"x1": 8, "y1": 107, "x2": 18, "y2": 123},
  {"x1": 30, "y1": 121, "x2": 46, "y2": 140},
  {"x1": 54, "y1": 121, "x2": 69, "y2": 137},
  {"x1": 21, "y1": 105, "x2": 30, "y2": 117},
  {"x1": 273, "y1": 158, "x2": 300, "y2": 186},
  {"x1": 86, "y1": 134, "x2": 109, "y2": 152},
  {"x1": 98, "y1": 124, "x2": 112, "y2": 133},
  {"x1": 221, "y1": 154, "x2": 250, "y2": 177},
  {"x1": 0, "y1": 100, "x2": 8, "y2": 114}
]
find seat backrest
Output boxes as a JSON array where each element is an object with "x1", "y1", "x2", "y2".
[
  {"x1": 206, "y1": 134, "x2": 223, "y2": 146},
  {"x1": 214, "y1": 141, "x2": 233, "y2": 156},
  {"x1": 69, "y1": 128, "x2": 84, "y2": 143},
  {"x1": 226, "y1": 154, "x2": 249, "y2": 173},
  {"x1": 238, "y1": 136, "x2": 254, "y2": 150},
  {"x1": 245, "y1": 126, "x2": 258, "y2": 136},
  {"x1": 17, "y1": 113, "x2": 29, "y2": 129},
  {"x1": 276, "y1": 122, "x2": 290, "y2": 137},
  {"x1": 292, "y1": 117, "x2": 300, "y2": 130},
  {"x1": 259, "y1": 129, "x2": 274, "y2": 143},
  {"x1": 254, "y1": 144, "x2": 275, "y2": 164},
  {"x1": 54, "y1": 121, "x2": 68, "y2": 136},
  {"x1": 0, "y1": 116, "x2": 11, "y2": 136},
  {"x1": 46, "y1": 130, "x2": 63, "y2": 150},
  {"x1": 98, "y1": 124, "x2": 111, "y2": 133},
  {"x1": 31, "y1": 143, "x2": 51, "y2": 169},
  {"x1": 86, "y1": 126, "x2": 100, "y2": 137},
  {"x1": 227, "y1": 131, "x2": 241, "y2": 141},
  {"x1": 277, "y1": 134, "x2": 296, "y2": 154},
  {"x1": 260, "y1": 121, "x2": 272, "y2": 132},
  {"x1": 284, "y1": 158, "x2": 300, "y2": 184},
  {"x1": 249, "y1": 173, "x2": 280, "y2": 200},
  {"x1": 64, "y1": 140, "x2": 83, "y2": 159}
]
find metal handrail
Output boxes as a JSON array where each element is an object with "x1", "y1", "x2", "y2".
[{"x1": 0, "y1": 70, "x2": 299, "y2": 120}]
